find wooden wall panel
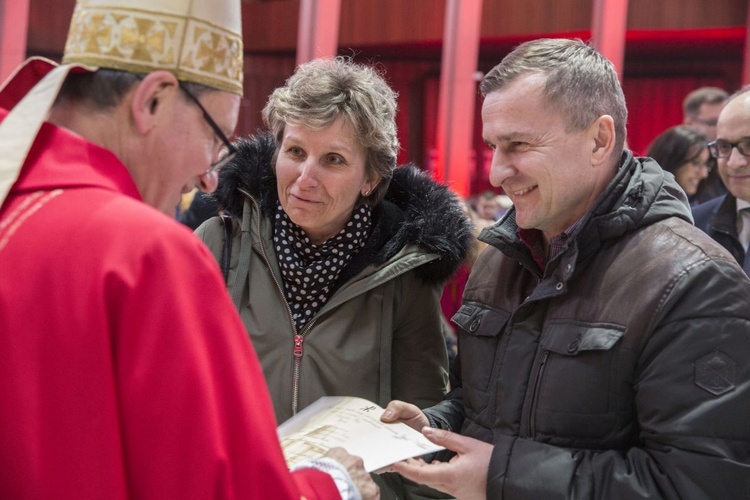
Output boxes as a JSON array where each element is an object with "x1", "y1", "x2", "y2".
[
  {"x1": 481, "y1": 0, "x2": 593, "y2": 36},
  {"x1": 627, "y1": 0, "x2": 746, "y2": 29},
  {"x1": 339, "y1": 0, "x2": 444, "y2": 46},
  {"x1": 244, "y1": 1, "x2": 299, "y2": 52},
  {"x1": 26, "y1": 0, "x2": 75, "y2": 57},
  {"x1": 238, "y1": 53, "x2": 297, "y2": 135},
  {"x1": 236, "y1": 53, "x2": 440, "y2": 170},
  {"x1": 380, "y1": 60, "x2": 441, "y2": 166},
  {"x1": 20, "y1": 0, "x2": 750, "y2": 197},
  {"x1": 31, "y1": 0, "x2": 746, "y2": 57}
]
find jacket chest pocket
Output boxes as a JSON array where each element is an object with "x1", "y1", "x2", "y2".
[
  {"x1": 536, "y1": 322, "x2": 634, "y2": 443},
  {"x1": 452, "y1": 303, "x2": 510, "y2": 413}
]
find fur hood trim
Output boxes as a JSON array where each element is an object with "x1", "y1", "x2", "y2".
[{"x1": 213, "y1": 132, "x2": 473, "y2": 284}]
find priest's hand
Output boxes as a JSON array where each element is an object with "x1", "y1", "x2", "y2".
[
  {"x1": 324, "y1": 447, "x2": 381, "y2": 500},
  {"x1": 380, "y1": 400, "x2": 429, "y2": 431},
  {"x1": 391, "y1": 427, "x2": 492, "y2": 500}
]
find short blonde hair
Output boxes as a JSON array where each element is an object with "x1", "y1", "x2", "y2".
[{"x1": 262, "y1": 57, "x2": 400, "y2": 206}]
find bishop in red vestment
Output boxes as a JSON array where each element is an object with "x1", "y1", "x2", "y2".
[
  {"x1": 0, "y1": 0, "x2": 371, "y2": 494},
  {"x1": 0, "y1": 99, "x2": 346, "y2": 497}
]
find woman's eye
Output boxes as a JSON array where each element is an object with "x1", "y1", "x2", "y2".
[
  {"x1": 326, "y1": 154, "x2": 345, "y2": 165},
  {"x1": 286, "y1": 146, "x2": 304, "y2": 157}
]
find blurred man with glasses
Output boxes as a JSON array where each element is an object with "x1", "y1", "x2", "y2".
[
  {"x1": 683, "y1": 86, "x2": 730, "y2": 204},
  {"x1": 693, "y1": 86, "x2": 750, "y2": 275},
  {"x1": 683, "y1": 86, "x2": 728, "y2": 141}
]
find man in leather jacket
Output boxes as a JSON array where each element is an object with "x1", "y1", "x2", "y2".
[{"x1": 382, "y1": 38, "x2": 750, "y2": 499}]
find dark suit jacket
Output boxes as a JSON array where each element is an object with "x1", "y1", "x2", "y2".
[{"x1": 692, "y1": 194, "x2": 747, "y2": 271}]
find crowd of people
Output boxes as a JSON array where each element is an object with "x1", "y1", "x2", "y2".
[
  {"x1": 643, "y1": 84, "x2": 749, "y2": 274},
  {"x1": 1, "y1": 0, "x2": 749, "y2": 498}
]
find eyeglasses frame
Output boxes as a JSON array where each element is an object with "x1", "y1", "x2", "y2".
[
  {"x1": 707, "y1": 139, "x2": 750, "y2": 159},
  {"x1": 178, "y1": 82, "x2": 238, "y2": 173}
]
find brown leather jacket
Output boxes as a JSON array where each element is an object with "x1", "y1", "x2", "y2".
[{"x1": 426, "y1": 153, "x2": 750, "y2": 499}]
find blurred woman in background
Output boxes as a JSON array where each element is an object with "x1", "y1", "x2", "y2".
[{"x1": 647, "y1": 125, "x2": 711, "y2": 201}]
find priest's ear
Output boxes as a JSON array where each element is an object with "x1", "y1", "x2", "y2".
[{"x1": 130, "y1": 71, "x2": 179, "y2": 135}]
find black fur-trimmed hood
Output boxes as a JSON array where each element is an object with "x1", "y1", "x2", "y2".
[{"x1": 213, "y1": 132, "x2": 473, "y2": 284}]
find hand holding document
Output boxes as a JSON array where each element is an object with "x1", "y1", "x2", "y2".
[{"x1": 277, "y1": 396, "x2": 444, "y2": 472}]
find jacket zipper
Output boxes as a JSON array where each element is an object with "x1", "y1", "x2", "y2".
[
  {"x1": 242, "y1": 192, "x2": 427, "y2": 419},
  {"x1": 291, "y1": 320, "x2": 317, "y2": 415},
  {"x1": 249, "y1": 197, "x2": 310, "y2": 417},
  {"x1": 527, "y1": 350, "x2": 549, "y2": 438}
]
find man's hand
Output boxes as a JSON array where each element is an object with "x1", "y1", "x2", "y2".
[
  {"x1": 391, "y1": 427, "x2": 492, "y2": 500},
  {"x1": 380, "y1": 400, "x2": 429, "y2": 431},
  {"x1": 324, "y1": 447, "x2": 380, "y2": 500}
]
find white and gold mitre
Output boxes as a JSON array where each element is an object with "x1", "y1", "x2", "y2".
[{"x1": 63, "y1": 0, "x2": 244, "y2": 95}]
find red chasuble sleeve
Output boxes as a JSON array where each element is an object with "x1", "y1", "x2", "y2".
[{"x1": 109, "y1": 217, "x2": 341, "y2": 499}]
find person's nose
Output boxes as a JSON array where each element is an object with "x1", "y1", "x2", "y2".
[
  {"x1": 197, "y1": 170, "x2": 219, "y2": 193},
  {"x1": 726, "y1": 146, "x2": 748, "y2": 170},
  {"x1": 699, "y1": 165, "x2": 709, "y2": 179},
  {"x1": 488, "y1": 150, "x2": 515, "y2": 188},
  {"x1": 296, "y1": 159, "x2": 319, "y2": 188}
]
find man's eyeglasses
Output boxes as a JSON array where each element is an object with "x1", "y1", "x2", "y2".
[
  {"x1": 707, "y1": 139, "x2": 750, "y2": 159},
  {"x1": 179, "y1": 82, "x2": 238, "y2": 173}
]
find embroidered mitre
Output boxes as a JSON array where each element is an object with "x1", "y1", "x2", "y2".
[{"x1": 63, "y1": 0, "x2": 243, "y2": 95}]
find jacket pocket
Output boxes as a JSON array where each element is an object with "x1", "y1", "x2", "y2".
[
  {"x1": 535, "y1": 321, "x2": 633, "y2": 445},
  {"x1": 541, "y1": 323, "x2": 623, "y2": 356},
  {"x1": 452, "y1": 303, "x2": 510, "y2": 413}
]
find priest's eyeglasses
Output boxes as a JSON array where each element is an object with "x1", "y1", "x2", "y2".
[
  {"x1": 179, "y1": 82, "x2": 238, "y2": 173},
  {"x1": 707, "y1": 138, "x2": 750, "y2": 159}
]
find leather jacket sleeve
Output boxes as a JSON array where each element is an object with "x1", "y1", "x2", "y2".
[
  {"x1": 423, "y1": 389, "x2": 466, "y2": 433},
  {"x1": 391, "y1": 270, "x2": 450, "y2": 409}
]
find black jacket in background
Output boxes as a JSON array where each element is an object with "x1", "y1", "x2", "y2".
[{"x1": 692, "y1": 193, "x2": 748, "y2": 273}]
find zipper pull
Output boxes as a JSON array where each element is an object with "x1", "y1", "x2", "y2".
[{"x1": 293, "y1": 334, "x2": 304, "y2": 358}]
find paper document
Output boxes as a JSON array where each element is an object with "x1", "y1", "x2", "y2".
[{"x1": 277, "y1": 396, "x2": 444, "y2": 472}]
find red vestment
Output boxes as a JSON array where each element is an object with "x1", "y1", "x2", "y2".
[{"x1": 0, "y1": 107, "x2": 339, "y2": 499}]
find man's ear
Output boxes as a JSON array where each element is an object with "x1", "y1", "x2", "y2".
[
  {"x1": 130, "y1": 71, "x2": 179, "y2": 135},
  {"x1": 589, "y1": 114, "x2": 616, "y2": 167}
]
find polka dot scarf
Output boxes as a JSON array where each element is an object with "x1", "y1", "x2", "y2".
[{"x1": 273, "y1": 201, "x2": 372, "y2": 332}]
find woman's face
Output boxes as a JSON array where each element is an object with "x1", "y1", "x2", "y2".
[
  {"x1": 674, "y1": 147, "x2": 710, "y2": 196},
  {"x1": 276, "y1": 116, "x2": 377, "y2": 244}
]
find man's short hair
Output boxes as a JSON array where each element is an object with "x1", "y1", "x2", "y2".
[
  {"x1": 682, "y1": 86, "x2": 729, "y2": 119},
  {"x1": 56, "y1": 69, "x2": 210, "y2": 110},
  {"x1": 480, "y1": 38, "x2": 628, "y2": 156}
]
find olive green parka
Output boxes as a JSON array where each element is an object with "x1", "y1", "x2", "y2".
[{"x1": 196, "y1": 133, "x2": 473, "y2": 425}]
